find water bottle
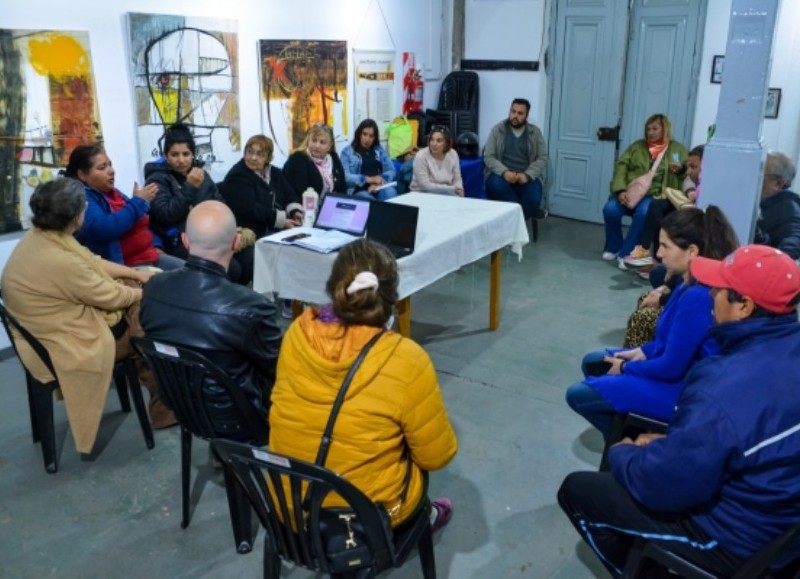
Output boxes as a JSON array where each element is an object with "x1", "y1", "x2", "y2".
[{"x1": 302, "y1": 187, "x2": 319, "y2": 227}]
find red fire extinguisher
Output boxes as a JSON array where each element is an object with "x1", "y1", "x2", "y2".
[{"x1": 403, "y1": 69, "x2": 424, "y2": 115}]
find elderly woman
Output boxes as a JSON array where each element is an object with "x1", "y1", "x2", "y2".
[
  {"x1": 283, "y1": 123, "x2": 347, "y2": 198},
  {"x1": 410, "y1": 126, "x2": 464, "y2": 196},
  {"x1": 567, "y1": 206, "x2": 738, "y2": 441},
  {"x1": 602, "y1": 113, "x2": 688, "y2": 269},
  {"x1": 66, "y1": 145, "x2": 182, "y2": 270},
  {"x1": 269, "y1": 239, "x2": 458, "y2": 531},
  {"x1": 145, "y1": 123, "x2": 253, "y2": 284},
  {"x1": 220, "y1": 134, "x2": 303, "y2": 237},
  {"x1": 340, "y1": 119, "x2": 398, "y2": 201},
  {"x1": 1, "y1": 179, "x2": 175, "y2": 454}
]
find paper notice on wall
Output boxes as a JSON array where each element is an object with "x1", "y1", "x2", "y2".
[{"x1": 353, "y1": 50, "x2": 396, "y2": 139}]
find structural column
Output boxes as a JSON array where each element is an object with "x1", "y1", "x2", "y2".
[{"x1": 699, "y1": 0, "x2": 780, "y2": 244}]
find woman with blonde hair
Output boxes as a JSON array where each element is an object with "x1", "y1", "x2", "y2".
[
  {"x1": 283, "y1": 124, "x2": 347, "y2": 197},
  {"x1": 602, "y1": 113, "x2": 688, "y2": 269},
  {"x1": 269, "y1": 239, "x2": 458, "y2": 532}
]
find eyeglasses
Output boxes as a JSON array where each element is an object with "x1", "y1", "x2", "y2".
[
  {"x1": 245, "y1": 148, "x2": 267, "y2": 158},
  {"x1": 312, "y1": 123, "x2": 333, "y2": 133}
]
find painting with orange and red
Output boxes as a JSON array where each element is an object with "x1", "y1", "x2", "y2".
[
  {"x1": 0, "y1": 29, "x2": 102, "y2": 233},
  {"x1": 258, "y1": 40, "x2": 348, "y2": 163}
]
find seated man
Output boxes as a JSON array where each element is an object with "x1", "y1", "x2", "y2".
[
  {"x1": 483, "y1": 98, "x2": 548, "y2": 220},
  {"x1": 558, "y1": 245, "x2": 800, "y2": 576},
  {"x1": 140, "y1": 201, "x2": 282, "y2": 433},
  {"x1": 756, "y1": 151, "x2": 800, "y2": 260}
]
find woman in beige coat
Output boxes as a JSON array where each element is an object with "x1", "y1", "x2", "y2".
[{"x1": 1, "y1": 178, "x2": 175, "y2": 454}]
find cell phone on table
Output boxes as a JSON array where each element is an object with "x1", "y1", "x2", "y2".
[
  {"x1": 283, "y1": 232, "x2": 310, "y2": 243},
  {"x1": 585, "y1": 360, "x2": 613, "y2": 376}
]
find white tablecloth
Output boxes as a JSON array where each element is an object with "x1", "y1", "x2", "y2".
[{"x1": 253, "y1": 193, "x2": 529, "y2": 304}]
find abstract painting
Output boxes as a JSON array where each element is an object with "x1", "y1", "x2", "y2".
[
  {"x1": 0, "y1": 29, "x2": 102, "y2": 233},
  {"x1": 127, "y1": 13, "x2": 240, "y2": 182},
  {"x1": 258, "y1": 40, "x2": 348, "y2": 161}
]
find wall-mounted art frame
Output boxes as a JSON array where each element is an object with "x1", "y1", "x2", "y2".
[
  {"x1": 765, "y1": 88, "x2": 781, "y2": 119},
  {"x1": 710, "y1": 55, "x2": 724, "y2": 84}
]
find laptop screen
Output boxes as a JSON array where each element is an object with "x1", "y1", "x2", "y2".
[
  {"x1": 313, "y1": 194, "x2": 371, "y2": 236},
  {"x1": 366, "y1": 201, "x2": 419, "y2": 253}
]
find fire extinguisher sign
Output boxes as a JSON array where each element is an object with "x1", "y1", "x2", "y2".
[{"x1": 402, "y1": 51, "x2": 424, "y2": 115}]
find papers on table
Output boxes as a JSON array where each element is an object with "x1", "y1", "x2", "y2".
[{"x1": 261, "y1": 226, "x2": 360, "y2": 254}]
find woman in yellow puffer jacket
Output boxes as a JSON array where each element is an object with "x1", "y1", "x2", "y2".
[{"x1": 269, "y1": 239, "x2": 458, "y2": 530}]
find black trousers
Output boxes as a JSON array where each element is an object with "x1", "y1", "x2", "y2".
[
  {"x1": 640, "y1": 199, "x2": 675, "y2": 252},
  {"x1": 557, "y1": 471, "x2": 742, "y2": 577}
]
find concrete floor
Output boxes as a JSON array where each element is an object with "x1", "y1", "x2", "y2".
[{"x1": 0, "y1": 216, "x2": 651, "y2": 578}]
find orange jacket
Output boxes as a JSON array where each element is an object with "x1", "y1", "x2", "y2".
[{"x1": 269, "y1": 308, "x2": 458, "y2": 526}]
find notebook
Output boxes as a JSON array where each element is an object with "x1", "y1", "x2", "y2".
[
  {"x1": 313, "y1": 194, "x2": 371, "y2": 236},
  {"x1": 366, "y1": 201, "x2": 419, "y2": 259}
]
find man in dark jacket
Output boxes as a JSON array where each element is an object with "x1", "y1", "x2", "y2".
[
  {"x1": 140, "y1": 201, "x2": 282, "y2": 433},
  {"x1": 756, "y1": 151, "x2": 800, "y2": 260},
  {"x1": 558, "y1": 245, "x2": 800, "y2": 577}
]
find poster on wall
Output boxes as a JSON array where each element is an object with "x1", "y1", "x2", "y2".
[
  {"x1": 353, "y1": 50, "x2": 395, "y2": 138},
  {"x1": 258, "y1": 39, "x2": 348, "y2": 163},
  {"x1": 0, "y1": 29, "x2": 103, "y2": 233},
  {"x1": 127, "y1": 13, "x2": 241, "y2": 182}
]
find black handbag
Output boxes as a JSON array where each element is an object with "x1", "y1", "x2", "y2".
[{"x1": 309, "y1": 330, "x2": 402, "y2": 574}]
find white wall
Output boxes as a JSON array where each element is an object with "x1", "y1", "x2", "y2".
[
  {"x1": 466, "y1": 0, "x2": 800, "y2": 159},
  {"x1": 0, "y1": 0, "x2": 452, "y2": 349}
]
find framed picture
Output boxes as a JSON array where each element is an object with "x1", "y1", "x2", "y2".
[
  {"x1": 765, "y1": 88, "x2": 782, "y2": 119},
  {"x1": 711, "y1": 55, "x2": 724, "y2": 84}
]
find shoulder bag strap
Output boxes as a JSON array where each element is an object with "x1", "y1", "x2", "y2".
[{"x1": 314, "y1": 330, "x2": 386, "y2": 467}]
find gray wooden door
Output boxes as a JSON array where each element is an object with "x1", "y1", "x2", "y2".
[{"x1": 547, "y1": 0, "x2": 706, "y2": 223}]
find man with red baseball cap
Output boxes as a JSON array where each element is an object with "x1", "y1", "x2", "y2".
[{"x1": 559, "y1": 244, "x2": 800, "y2": 576}]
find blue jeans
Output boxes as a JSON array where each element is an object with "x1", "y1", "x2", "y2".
[
  {"x1": 485, "y1": 173, "x2": 542, "y2": 220},
  {"x1": 351, "y1": 186, "x2": 398, "y2": 201},
  {"x1": 565, "y1": 350, "x2": 617, "y2": 440},
  {"x1": 602, "y1": 195, "x2": 653, "y2": 257}
]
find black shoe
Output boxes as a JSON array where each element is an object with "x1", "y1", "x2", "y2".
[{"x1": 534, "y1": 208, "x2": 549, "y2": 220}]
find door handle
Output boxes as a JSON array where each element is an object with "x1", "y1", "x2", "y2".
[{"x1": 597, "y1": 126, "x2": 619, "y2": 142}]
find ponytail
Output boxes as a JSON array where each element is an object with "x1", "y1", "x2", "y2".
[{"x1": 702, "y1": 205, "x2": 738, "y2": 259}]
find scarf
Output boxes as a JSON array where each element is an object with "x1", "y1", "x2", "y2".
[
  {"x1": 311, "y1": 153, "x2": 334, "y2": 194},
  {"x1": 647, "y1": 140, "x2": 668, "y2": 159},
  {"x1": 258, "y1": 164, "x2": 272, "y2": 186},
  {"x1": 40, "y1": 229, "x2": 124, "y2": 327}
]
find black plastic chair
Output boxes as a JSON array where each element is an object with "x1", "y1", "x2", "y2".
[
  {"x1": 426, "y1": 71, "x2": 480, "y2": 138},
  {"x1": 211, "y1": 439, "x2": 437, "y2": 578},
  {"x1": 599, "y1": 412, "x2": 668, "y2": 472},
  {"x1": 622, "y1": 523, "x2": 800, "y2": 578},
  {"x1": 0, "y1": 300, "x2": 154, "y2": 473},
  {"x1": 132, "y1": 337, "x2": 268, "y2": 553}
]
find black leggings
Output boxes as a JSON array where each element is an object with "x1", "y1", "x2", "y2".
[{"x1": 640, "y1": 199, "x2": 675, "y2": 252}]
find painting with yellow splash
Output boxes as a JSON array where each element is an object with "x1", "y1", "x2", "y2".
[
  {"x1": 127, "y1": 13, "x2": 240, "y2": 182},
  {"x1": 0, "y1": 29, "x2": 102, "y2": 233}
]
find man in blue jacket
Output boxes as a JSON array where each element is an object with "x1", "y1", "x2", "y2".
[{"x1": 558, "y1": 244, "x2": 800, "y2": 577}]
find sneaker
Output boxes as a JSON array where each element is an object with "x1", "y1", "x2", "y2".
[
  {"x1": 602, "y1": 251, "x2": 617, "y2": 261},
  {"x1": 618, "y1": 257, "x2": 629, "y2": 271},
  {"x1": 622, "y1": 246, "x2": 654, "y2": 267},
  {"x1": 430, "y1": 497, "x2": 453, "y2": 533},
  {"x1": 637, "y1": 270, "x2": 652, "y2": 280},
  {"x1": 534, "y1": 207, "x2": 549, "y2": 220},
  {"x1": 281, "y1": 300, "x2": 294, "y2": 319}
]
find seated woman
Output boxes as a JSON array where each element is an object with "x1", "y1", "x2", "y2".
[
  {"x1": 566, "y1": 206, "x2": 738, "y2": 440},
  {"x1": 220, "y1": 134, "x2": 303, "y2": 237},
  {"x1": 410, "y1": 126, "x2": 464, "y2": 196},
  {"x1": 1, "y1": 179, "x2": 176, "y2": 454},
  {"x1": 66, "y1": 145, "x2": 182, "y2": 270},
  {"x1": 340, "y1": 119, "x2": 398, "y2": 201},
  {"x1": 283, "y1": 123, "x2": 347, "y2": 198},
  {"x1": 269, "y1": 239, "x2": 458, "y2": 531},
  {"x1": 602, "y1": 113, "x2": 687, "y2": 270},
  {"x1": 625, "y1": 144, "x2": 705, "y2": 270},
  {"x1": 145, "y1": 123, "x2": 254, "y2": 284}
]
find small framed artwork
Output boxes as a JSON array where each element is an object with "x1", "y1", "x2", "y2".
[
  {"x1": 765, "y1": 88, "x2": 782, "y2": 119},
  {"x1": 711, "y1": 55, "x2": 724, "y2": 84}
]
